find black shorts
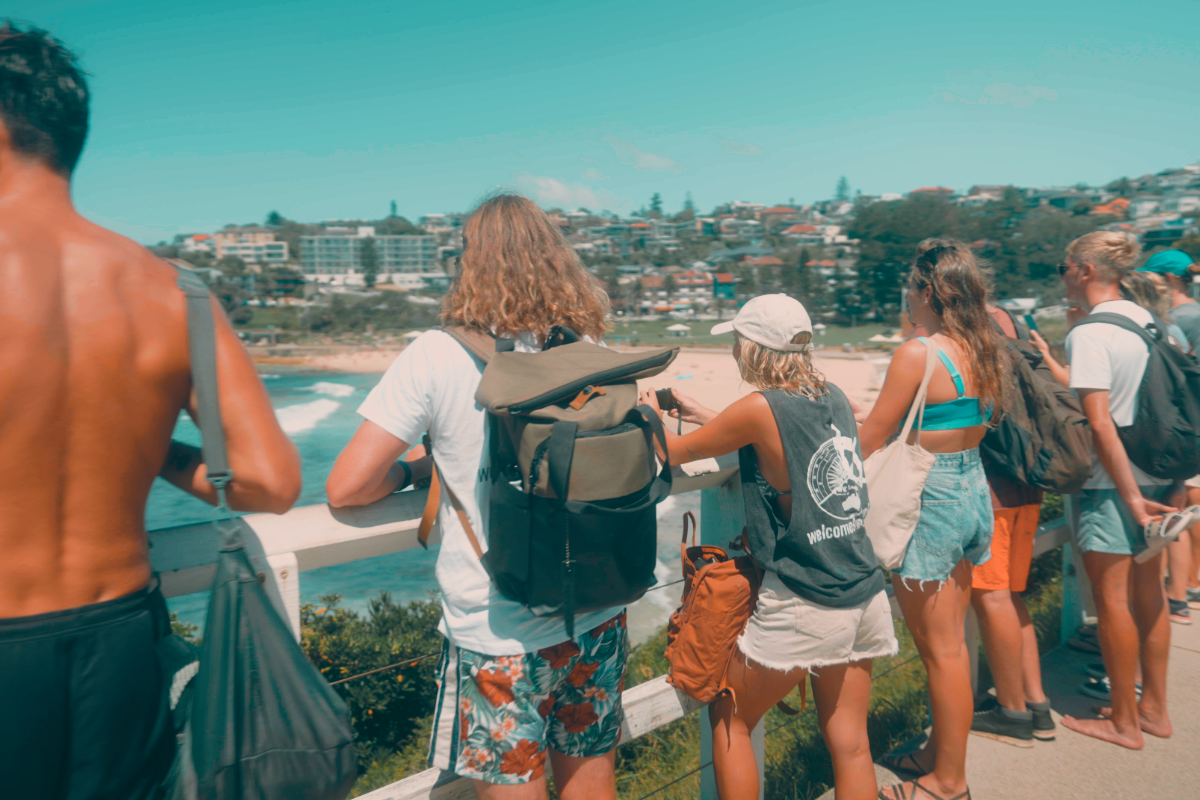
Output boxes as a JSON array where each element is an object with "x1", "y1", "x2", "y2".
[{"x1": 0, "y1": 582, "x2": 175, "y2": 800}]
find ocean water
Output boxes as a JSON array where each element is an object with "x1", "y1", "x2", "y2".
[{"x1": 156, "y1": 372, "x2": 699, "y2": 642}]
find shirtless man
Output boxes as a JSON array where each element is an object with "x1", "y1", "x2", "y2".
[{"x1": 0, "y1": 22, "x2": 301, "y2": 799}]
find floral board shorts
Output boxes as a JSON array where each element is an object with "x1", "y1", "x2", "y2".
[
  {"x1": 428, "y1": 611, "x2": 629, "y2": 784},
  {"x1": 897, "y1": 449, "x2": 993, "y2": 585}
]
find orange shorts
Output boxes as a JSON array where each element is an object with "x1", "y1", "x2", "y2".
[{"x1": 972, "y1": 503, "x2": 1040, "y2": 592}]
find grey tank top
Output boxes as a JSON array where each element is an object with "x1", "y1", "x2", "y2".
[{"x1": 739, "y1": 385, "x2": 884, "y2": 608}]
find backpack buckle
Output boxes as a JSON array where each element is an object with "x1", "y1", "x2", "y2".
[{"x1": 568, "y1": 385, "x2": 606, "y2": 410}]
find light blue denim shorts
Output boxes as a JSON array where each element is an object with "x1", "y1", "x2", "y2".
[{"x1": 897, "y1": 449, "x2": 993, "y2": 584}]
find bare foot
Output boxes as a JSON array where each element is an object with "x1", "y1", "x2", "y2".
[
  {"x1": 880, "y1": 776, "x2": 968, "y2": 800},
  {"x1": 1093, "y1": 705, "x2": 1174, "y2": 738},
  {"x1": 1062, "y1": 715, "x2": 1145, "y2": 749}
]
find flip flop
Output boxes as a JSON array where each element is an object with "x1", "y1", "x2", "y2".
[
  {"x1": 880, "y1": 751, "x2": 930, "y2": 778},
  {"x1": 878, "y1": 777, "x2": 971, "y2": 800},
  {"x1": 1137, "y1": 505, "x2": 1200, "y2": 564}
]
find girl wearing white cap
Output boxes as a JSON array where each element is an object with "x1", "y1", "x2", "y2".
[{"x1": 641, "y1": 294, "x2": 896, "y2": 800}]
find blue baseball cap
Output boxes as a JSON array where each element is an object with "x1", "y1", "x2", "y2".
[{"x1": 1138, "y1": 249, "x2": 1195, "y2": 277}]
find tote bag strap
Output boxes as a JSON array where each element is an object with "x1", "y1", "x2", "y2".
[{"x1": 898, "y1": 337, "x2": 940, "y2": 445}]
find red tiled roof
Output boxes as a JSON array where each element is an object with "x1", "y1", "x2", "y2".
[
  {"x1": 910, "y1": 186, "x2": 954, "y2": 194},
  {"x1": 630, "y1": 222, "x2": 651, "y2": 228},
  {"x1": 806, "y1": 259, "x2": 836, "y2": 267},
  {"x1": 784, "y1": 224, "x2": 818, "y2": 234},
  {"x1": 714, "y1": 273, "x2": 735, "y2": 284},
  {"x1": 762, "y1": 206, "x2": 795, "y2": 214},
  {"x1": 641, "y1": 276, "x2": 664, "y2": 288},
  {"x1": 748, "y1": 256, "x2": 784, "y2": 266}
]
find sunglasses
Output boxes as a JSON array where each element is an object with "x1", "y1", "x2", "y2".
[
  {"x1": 1056, "y1": 262, "x2": 1071, "y2": 277},
  {"x1": 922, "y1": 246, "x2": 951, "y2": 267}
]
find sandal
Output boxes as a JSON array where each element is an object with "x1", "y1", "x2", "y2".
[
  {"x1": 880, "y1": 751, "x2": 929, "y2": 778},
  {"x1": 879, "y1": 777, "x2": 971, "y2": 800}
]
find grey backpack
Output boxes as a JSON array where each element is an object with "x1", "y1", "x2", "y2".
[{"x1": 418, "y1": 325, "x2": 679, "y2": 637}]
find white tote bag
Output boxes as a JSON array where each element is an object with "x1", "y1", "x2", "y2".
[{"x1": 863, "y1": 340, "x2": 940, "y2": 570}]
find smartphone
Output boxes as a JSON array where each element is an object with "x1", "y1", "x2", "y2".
[
  {"x1": 1024, "y1": 313, "x2": 1038, "y2": 333},
  {"x1": 655, "y1": 388, "x2": 679, "y2": 412}
]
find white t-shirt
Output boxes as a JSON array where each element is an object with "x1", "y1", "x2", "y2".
[
  {"x1": 357, "y1": 330, "x2": 622, "y2": 655},
  {"x1": 1066, "y1": 300, "x2": 1170, "y2": 490}
]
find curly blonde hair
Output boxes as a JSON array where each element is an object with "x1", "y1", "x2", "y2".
[
  {"x1": 735, "y1": 333, "x2": 827, "y2": 398},
  {"x1": 441, "y1": 193, "x2": 611, "y2": 342}
]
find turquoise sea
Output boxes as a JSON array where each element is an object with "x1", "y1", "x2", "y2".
[{"x1": 155, "y1": 371, "x2": 698, "y2": 641}]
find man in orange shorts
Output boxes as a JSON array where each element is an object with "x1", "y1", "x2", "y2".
[{"x1": 969, "y1": 308, "x2": 1055, "y2": 747}]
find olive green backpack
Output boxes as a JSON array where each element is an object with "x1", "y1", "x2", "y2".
[{"x1": 418, "y1": 326, "x2": 679, "y2": 637}]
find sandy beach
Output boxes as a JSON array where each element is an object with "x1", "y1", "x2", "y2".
[{"x1": 254, "y1": 345, "x2": 886, "y2": 406}]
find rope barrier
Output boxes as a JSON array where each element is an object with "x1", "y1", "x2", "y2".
[
  {"x1": 632, "y1": 760, "x2": 712, "y2": 800},
  {"x1": 645, "y1": 577, "x2": 685, "y2": 594},
  {"x1": 328, "y1": 651, "x2": 441, "y2": 687}
]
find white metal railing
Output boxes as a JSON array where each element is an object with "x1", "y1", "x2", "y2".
[{"x1": 148, "y1": 458, "x2": 1077, "y2": 800}]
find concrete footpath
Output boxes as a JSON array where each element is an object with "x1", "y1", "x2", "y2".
[
  {"x1": 960, "y1": 615, "x2": 1199, "y2": 800},
  {"x1": 842, "y1": 617, "x2": 1200, "y2": 800}
]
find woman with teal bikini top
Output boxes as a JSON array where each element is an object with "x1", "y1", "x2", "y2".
[
  {"x1": 857, "y1": 242, "x2": 1008, "y2": 800},
  {"x1": 911, "y1": 336, "x2": 991, "y2": 430}
]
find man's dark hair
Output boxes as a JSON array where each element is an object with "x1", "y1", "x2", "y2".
[{"x1": 0, "y1": 21, "x2": 89, "y2": 175}]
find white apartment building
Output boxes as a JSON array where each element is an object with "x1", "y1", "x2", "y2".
[
  {"x1": 213, "y1": 226, "x2": 289, "y2": 264},
  {"x1": 300, "y1": 226, "x2": 441, "y2": 286},
  {"x1": 182, "y1": 234, "x2": 214, "y2": 254}
]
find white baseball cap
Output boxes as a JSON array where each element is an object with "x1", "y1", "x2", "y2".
[{"x1": 710, "y1": 294, "x2": 814, "y2": 352}]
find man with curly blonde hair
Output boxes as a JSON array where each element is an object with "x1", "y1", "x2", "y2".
[{"x1": 328, "y1": 194, "x2": 625, "y2": 800}]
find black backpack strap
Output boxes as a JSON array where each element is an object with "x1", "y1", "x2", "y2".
[
  {"x1": 545, "y1": 325, "x2": 581, "y2": 349},
  {"x1": 1075, "y1": 312, "x2": 1161, "y2": 348},
  {"x1": 174, "y1": 265, "x2": 232, "y2": 489}
]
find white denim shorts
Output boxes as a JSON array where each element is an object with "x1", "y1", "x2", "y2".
[
  {"x1": 1186, "y1": 474, "x2": 1200, "y2": 490},
  {"x1": 738, "y1": 571, "x2": 898, "y2": 673}
]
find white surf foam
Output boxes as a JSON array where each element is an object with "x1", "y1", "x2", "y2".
[
  {"x1": 655, "y1": 494, "x2": 678, "y2": 520},
  {"x1": 276, "y1": 399, "x2": 340, "y2": 434},
  {"x1": 259, "y1": 374, "x2": 282, "y2": 380},
  {"x1": 305, "y1": 381, "x2": 356, "y2": 398}
]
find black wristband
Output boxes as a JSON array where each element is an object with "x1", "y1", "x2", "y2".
[{"x1": 398, "y1": 459, "x2": 413, "y2": 491}]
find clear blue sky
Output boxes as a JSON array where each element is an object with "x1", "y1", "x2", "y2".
[{"x1": 12, "y1": 1, "x2": 1200, "y2": 244}]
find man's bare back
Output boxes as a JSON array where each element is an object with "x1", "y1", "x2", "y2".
[
  {"x1": 0, "y1": 173, "x2": 302, "y2": 619},
  {"x1": 0, "y1": 23, "x2": 303, "y2": 797}
]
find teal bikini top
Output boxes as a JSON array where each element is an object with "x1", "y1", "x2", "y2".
[{"x1": 913, "y1": 337, "x2": 990, "y2": 430}]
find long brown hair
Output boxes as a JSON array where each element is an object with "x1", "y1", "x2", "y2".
[
  {"x1": 909, "y1": 244, "x2": 1007, "y2": 412},
  {"x1": 441, "y1": 193, "x2": 610, "y2": 342}
]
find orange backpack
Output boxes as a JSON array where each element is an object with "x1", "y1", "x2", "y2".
[{"x1": 664, "y1": 513, "x2": 802, "y2": 713}]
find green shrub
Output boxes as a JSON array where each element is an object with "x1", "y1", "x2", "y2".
[{"x1": 301, "y1": 593, "x2": 443, "y2": 772}]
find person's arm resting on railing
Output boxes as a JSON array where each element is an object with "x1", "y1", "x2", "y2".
[
  {"x1": 326, "y1": 333, "x2": 437, "y2": 508},
  {"x1": 159, "y1": 295, "x2": 302, "y2": 514},
  {"x1": 327, "y1": 425, "x2": 432, "y2": 508}
]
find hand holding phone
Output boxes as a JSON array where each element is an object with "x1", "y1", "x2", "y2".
[{"x1": 655, "y1": 388, "x2": 679, "y2": 412}]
